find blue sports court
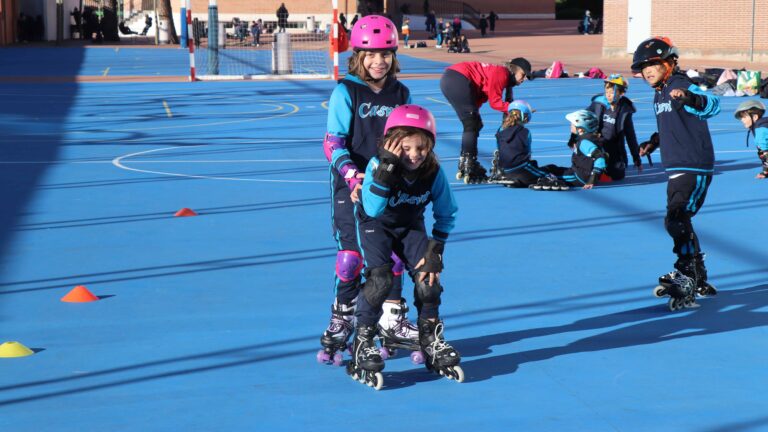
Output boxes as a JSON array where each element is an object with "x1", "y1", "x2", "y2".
[{"x1": 0, "y1": 47, "x2": 766, "y2": 431}]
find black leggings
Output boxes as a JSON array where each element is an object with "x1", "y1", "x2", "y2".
[{"x1": 440, "y1": 69, "x2": 482, "y2": 155}]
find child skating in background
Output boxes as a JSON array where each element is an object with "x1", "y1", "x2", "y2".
[
  {"x1": 531, "y1": 110, "x2": 607, "y2": 191},
  {"x1": 348, "y1": 105, "x2": 463, "y2": 389},
  {"x1": 489, "y1": 100, "x2": 549, "y2": 187},
  {"x1": 318, "y1": 15, "x2": 420, "y2": 366},
  {"x1": 733, "y1": 100, "x2": 768, "y2": 179},
  {"x1": 631, "y1": 37, "x2": 720, "y2": 311},
  {"x1": 583, "y1": 73, "x2": 642, "y2": 180},
  {"x1": 401, "y1": 17, "x2": 410, "y2": 48}
]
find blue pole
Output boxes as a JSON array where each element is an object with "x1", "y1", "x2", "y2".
[
  {"x1": 207, "y1": 0, "x2": 219, "y2": 75},
  {"x1": 180, "y1": 0, "x2": 188, "y2": 48}
]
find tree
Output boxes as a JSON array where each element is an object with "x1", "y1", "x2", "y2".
[{"x1": 158, "y1": 0, "x2": 180, "y2": 44}]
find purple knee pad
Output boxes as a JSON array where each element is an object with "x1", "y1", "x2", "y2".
[
  {"x1": 391, "y1": 252, "x2": 404, "y2": 276},
  {"x1": 336, "y1": 250, "x2": 363, "y2": 282}
]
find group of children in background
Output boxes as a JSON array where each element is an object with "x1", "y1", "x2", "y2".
[
  {"x1": 318, "y1": 14, "x2": 766, "y2": 389},
  {"x1": 402, "y1": 15, "x2": 470, "y2": 53}
]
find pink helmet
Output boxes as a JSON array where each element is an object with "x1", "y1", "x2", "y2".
[
  {"x1": 384, "y1": 104, "x2": 436, "y2": 139},
  {"x1": 349, "y1": 15, "x2": 398, "y2": 51}
]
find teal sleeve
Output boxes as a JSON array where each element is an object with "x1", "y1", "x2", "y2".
[
  {"x1": 683, "y1": 84, "x2": 721, "y2": 120},
  {"x1": 430, "y1": 168, "x2": 458, "y2": 241},
  {"x1": 361, "y1": 157, "x2": 390, "y2": 218}
]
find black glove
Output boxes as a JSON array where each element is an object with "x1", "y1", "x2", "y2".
[
  {"x1": 639, "y1": 132, "x2": 659, "y2": 155},
  {"x1": 587, "y1": 169, "x2": 602, "y2": 186},
  {"x1": 674, "y1": 89, "x2": 705, "y2": 110},
  {"x1": 417, "y1": 239, "x2": 444, "y2": 273},
  {"x1": 567, "y1": 133, "x2": 578, "y2": 149},
  {"x1": 373, "y1": 148, "x2": 401, "y2": 188}
]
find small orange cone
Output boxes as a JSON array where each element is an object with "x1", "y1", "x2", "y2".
[
  {"x1": 174, "y1": 208, "x2": 198, "y2": 217},
  {"x1": 61, "y1": 285, "x2": 99, "y2": 303}
]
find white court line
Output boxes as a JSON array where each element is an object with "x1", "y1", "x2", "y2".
[
  {"x1": 111, "y1": 146, "x2": 326, "y2": 184},
  {"x1": 65, "y1": 102, "x2": 300, "y2": 133}
]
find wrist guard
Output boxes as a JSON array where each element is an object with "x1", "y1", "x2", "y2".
[
  {"x1": 373, "y1": 149, "x2": 401, "y2": 188},
  {"x1": 418, "y1": 239, "x2": 445, "y2": 273}
]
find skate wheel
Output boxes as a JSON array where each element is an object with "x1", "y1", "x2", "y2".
[
  {"x1": 316, "y1": 350, "x2": 331, "y2": 364},
  {"x1": 332, "y1": 352, "x2": 344, "y2": 367},
  {"x1": 668, "y1": 297, "x2": 683, "y2": 311},
  {"x1": 372, "y1": 372, "x2": 384, "y2": 391},
  {"x1": 653, "y1": 285, "x2": 666, "y2": 298},
  {"x1": 452, "y1": 365, "x2": 465, "y2": 383},
  {"x1": 456, "y1": 172, "x2": 463, "y2": 180},
  {"x1": 379, "y1": 347, "x2": 390, "y2": 360},
  {"x1": 410, "y1": 350, "x2": 425, "y2": 365},
  {"x1": 463, "y1": 176, "x2": 470, "y2": 184}
]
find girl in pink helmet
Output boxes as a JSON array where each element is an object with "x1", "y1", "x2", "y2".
[
  {"x1": 318, "y1": 15, "x2": 420, "y2": 367},
  {"x1": 347, "y1": 104, "x2": 463, "y2": 389}
]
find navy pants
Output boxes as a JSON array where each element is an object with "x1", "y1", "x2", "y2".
[
  {"x1": 330, "y1": 170, "x2": 403, "y2": 305},
  {"x1": 665, "y1": 172, "x2": 712, "y2": 258},
  {"x1": 440, "y1": 69, "x2": 483, "y2": 155},
  {"x1": 354, "y1": 217, "x2": 440, "y2": 326}
]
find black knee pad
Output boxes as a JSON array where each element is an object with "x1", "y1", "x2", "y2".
[
  {"x1": 363, "y1": 265, "x2": 392, "y2": 310},
  {"x1": 414, "y1": 279, "x2": 443, "y2": 304},
  {"x1": 665, "y1": 208, "x2": 692, "y2": 239},
  {"x1": 461, "y1": 114, "x2": 483, "y2": 134}
]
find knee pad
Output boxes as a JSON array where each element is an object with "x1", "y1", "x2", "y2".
[
  {"x1": 391, "y1": 252, "x2": 404, "y2": 276},
  {"x1": 461, "y1": 114, "x2": 483, "y2": 134},
  {"x1": 665, "y1": 208, "x2": 692, "y2": 240},
  {"x1": 414, "y1": 279, "x2": 443, "y2": 304},
  {"x1": 335, "y1": 250, "x2": 363, "y2": 282},
  {"x1": 363, "y1": 265, "x2": 393, "y2": 310}
]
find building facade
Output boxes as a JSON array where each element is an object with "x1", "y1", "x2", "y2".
[{"x1": 603, "y1": 0, "x2": 767, "y2": 62}]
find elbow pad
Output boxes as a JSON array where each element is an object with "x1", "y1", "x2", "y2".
[{"x1": 323, "y1": 133, "x2": 346, "y2": 163}]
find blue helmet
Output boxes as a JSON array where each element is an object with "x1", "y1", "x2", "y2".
[
  {"x1": 566, "y1": 109, "x2": 599, "y2": 133},
  {"x1": 508, "y1": 100, "x2": 533, "y2": 123}
]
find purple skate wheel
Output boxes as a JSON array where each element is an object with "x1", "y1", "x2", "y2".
[
  {"x1": 332, "y1": 352, "x2": 344, "y2": 366},
  {"x1": 410, "y1": 350, "x2": 425, "y2": 365},
  {"x1": 379, "y1": 347, "x2": 390, "y2": 360},
  {"x1": 316, "y1": 350, "x2": 331, "y2": 364}
]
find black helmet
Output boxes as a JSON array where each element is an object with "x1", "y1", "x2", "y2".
[
  {"x1": 631, "y1": 37, "x2": 678, "y2": 72},
  {"x1": 509, "y1": 57, "x2": 533, "y2": 81}
]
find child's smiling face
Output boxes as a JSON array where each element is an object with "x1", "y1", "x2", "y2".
[{"x1": 399, "y1": 135, "x2": 430, "y2": 171}]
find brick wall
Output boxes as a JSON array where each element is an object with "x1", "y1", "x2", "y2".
[{"x1": 603, "y1": 0, "x2": 768, "y2": 62}]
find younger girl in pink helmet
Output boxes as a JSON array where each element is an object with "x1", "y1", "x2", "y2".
[
  {"x1": 318, "y1": 15, "x2": 419, "y2": 366},
  {"x1": 347, "y1": 104, "x2": 463, "y2": 389}
]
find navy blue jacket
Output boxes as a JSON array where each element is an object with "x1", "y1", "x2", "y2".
[
  {"x1": 495, "y1": 123, "x2": 532, "y2": 170},
  {"x1": 326, "y1": 74, "x2": 411, "y2": 176},
  {"x1": 360, "y1": 158, "x2": 458, "y2": 242},
  {"x1": 653, "y1": 73, "x2": 720, "y2": 172},
  {"x1": 571, "y1": 132, "x2": 607, "y2": 183},
  {"x1": 587, "y1": 95, "x2": 640, "y2": 166}
]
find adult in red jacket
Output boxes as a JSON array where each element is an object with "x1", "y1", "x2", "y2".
[{"x1": 440, "y1": 58, "x2": 532, "y2": 183}]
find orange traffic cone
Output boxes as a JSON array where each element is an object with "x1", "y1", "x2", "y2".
[
  {"x1": 61, "y1": 285, "x2": 99, "y2": 303},
  {"x1": 174, "y1": 208, "x2": 198, "y2": 217}
]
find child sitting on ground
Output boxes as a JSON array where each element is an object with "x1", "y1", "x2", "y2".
[
  {"x1": 531, "y1": 110, "x2": 607, "y2": 191},
  {"x1": 489, "y1": 100, "x2": 548, "y2": 187}
]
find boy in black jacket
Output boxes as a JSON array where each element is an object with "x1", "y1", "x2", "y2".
[
  {"x1": 586, "y1": 74, "x2": 642, "y2": 180},
  {"x1": 631, "y1": 37, "x2": 720, "y2": 310}
]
